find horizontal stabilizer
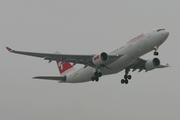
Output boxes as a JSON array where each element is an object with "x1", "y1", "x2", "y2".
[{"x1": 33, "y1": 76, "x2": 66, "y2": 81}]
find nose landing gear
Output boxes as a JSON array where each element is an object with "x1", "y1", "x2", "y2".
[{"x1": 153, "y1": 46, "x2": 159, "y2": 56}]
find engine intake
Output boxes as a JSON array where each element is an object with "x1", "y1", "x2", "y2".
[
  {"x1": 92, "y1": 52, "x2": 109, "y2": 66},
  {"x1": 145, "y1": 58, "x2": 160, "y2": 71}
]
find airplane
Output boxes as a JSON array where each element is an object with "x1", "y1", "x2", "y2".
[{"x1": 6, "y1": 28, "x2": 170, "y2": 84}]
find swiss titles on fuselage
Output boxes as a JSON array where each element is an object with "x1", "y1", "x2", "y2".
[{"x1": 127, "y1": 34, "x2": 144, "y2": 43}]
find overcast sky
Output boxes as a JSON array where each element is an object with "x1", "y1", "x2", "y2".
[{"x1": 1, "y1": 0, "x2": 180, "y2": 120}]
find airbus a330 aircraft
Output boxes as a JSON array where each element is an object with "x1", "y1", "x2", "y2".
[{"x1": 6, "y1": 28, "x2": 170, "y2": 84}]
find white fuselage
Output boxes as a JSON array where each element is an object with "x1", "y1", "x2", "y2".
[{"x1": 65, "y1": 29, "x2": 169, "y2": 83}]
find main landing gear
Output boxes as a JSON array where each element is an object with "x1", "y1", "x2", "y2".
[
  {"x1": 153, "y1": 46, "x2": 159, "y2": 56},
  {"x1": 91, "y1": 71, "x2": 102, "y2": 82},
  {"x1": 121, "y1": 69, "x2": 132, "y2": 84}
]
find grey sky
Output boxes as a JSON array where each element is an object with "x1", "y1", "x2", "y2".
[{"x1": 1, "y1": 0, "x2": 180, "y2": 120}]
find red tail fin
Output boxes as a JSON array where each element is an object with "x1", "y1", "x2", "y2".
[{"x1": 56, "y1": 61, "x2": 73, "y2": 74}]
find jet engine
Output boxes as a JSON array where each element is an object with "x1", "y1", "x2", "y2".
[
  {"x1": 92, "y1": 52, "x2": 109, "y2": 66},
  {"x1": 145, "y1": 58, "x2": 160, "y2": 71}
]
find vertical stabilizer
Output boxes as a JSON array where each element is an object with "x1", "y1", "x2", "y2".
[{"x1": 56, "y1": 60, "x2": 74, "y2": 75}]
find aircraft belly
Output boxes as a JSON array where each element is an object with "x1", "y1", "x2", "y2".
[
  {"x1": 102, "y1": 54, "x2": 135, "y2": 75},
  {"x1": 66, "y1": 67, "x2": 93, "y2": 83}
]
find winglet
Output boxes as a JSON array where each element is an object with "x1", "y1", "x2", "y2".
[
  {"x1": 6, "y1": 47, "x2": 12, "y2": 51},
  {"x1": 166, "y1": 63, "x2": 170, "y2": 67}
]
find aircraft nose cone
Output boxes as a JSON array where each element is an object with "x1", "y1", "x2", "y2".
[
  {"x1": 164, "y1": 30, "x2": 169, "y2": 37},
  {"x1": 160, "y1": 30, "x2": 169, "y2": 42}
]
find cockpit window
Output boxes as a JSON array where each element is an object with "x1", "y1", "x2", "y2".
[{"x1": 157, "y1": 29, "x2": 165, "y2": 32}]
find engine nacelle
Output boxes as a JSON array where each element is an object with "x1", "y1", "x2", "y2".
[
  {"x1": 145, "y1": 58, "x2": 160, "y2": 71},
  {"x1": 92, "y1": 52, "x2": 109, "y2": 66}
]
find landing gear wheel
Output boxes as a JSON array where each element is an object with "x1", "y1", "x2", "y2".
[
  {"x1": 127, "y1": 75, "x2": 132, "y2": 80},
  {"x1": 91, "y1": 76, "x2": 95, "y2": 81},
  {"x1": 124, "y1": 74, "x2": 131, "y2": 80},
  {"x1": 125, "y1": 80, "x2": 128, "y2": 84},
  {"x1": 124, "y1": 74, "x2": 128, "y2": 79},
  {"x1": 94, "y1": 72, "x2": 102, "y2": 77},
  {"x1": 121, "y1": 79, "x2": 125, "y2": 84},
  {"x1": 98, "y1": 72, "x2": 102, "y2": 77},
  {"x1": 154, "y1": 52, "x2": 159, "y2": 56},
  {"x1": 94, "y1": 72, "x2": 98, "y2": 77},
  {"x1": 95, "y1": 77, "x2": 99, "y2": 82}
]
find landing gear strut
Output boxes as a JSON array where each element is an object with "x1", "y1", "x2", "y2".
[
  {"x1": 91, "y1": 71, "x2": 102, "y2": 82},
  {"x1": 121, "y1": 69, "x2": 132, "y2": 84},
  {"x1": 153, "y1": 46, "x2": 159, "y2": 56}
]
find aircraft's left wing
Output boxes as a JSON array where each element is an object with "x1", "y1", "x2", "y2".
[
  {"x1": 6, "y1": 47, "x2": 122, "y2": 68},
  {"x1": 126, "y1": 58, "x2": 170, "y2": 72}
]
